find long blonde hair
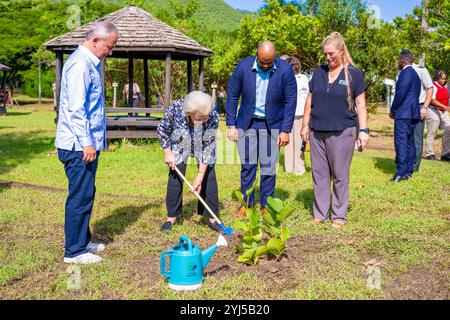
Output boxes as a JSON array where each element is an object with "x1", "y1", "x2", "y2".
[{"x1": 322, "y1": 32, "x2": 355, "y2": 110}]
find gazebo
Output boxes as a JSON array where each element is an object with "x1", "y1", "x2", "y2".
[
  {"x1": 0, "y1": 63, "x2": 11, "y2": 116},
  {"x1": 44, "y1": 5, "x2": 213, "y2": 138}
]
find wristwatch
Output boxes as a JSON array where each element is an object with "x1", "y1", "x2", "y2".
[{"x1": 359, "y1": 128, "x2": 370, "y2": 134}]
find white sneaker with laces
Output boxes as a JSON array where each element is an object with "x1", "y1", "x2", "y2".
[
  {"x1": 64, "y1": 252, "x2": 102, "y2": 264},
  {"x1": 87, "y1": 242, "x2": 105, "y2": 253}
]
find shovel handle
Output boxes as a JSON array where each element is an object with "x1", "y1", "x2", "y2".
[{"x1": 174, "y1": 166, "x2": 222, "y2": 225}]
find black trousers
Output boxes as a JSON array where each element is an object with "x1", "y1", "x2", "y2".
[{"x1": 166, "y1": 163, "x2": 219, "y2": 218}]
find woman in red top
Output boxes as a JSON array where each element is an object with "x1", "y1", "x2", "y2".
[{"x1": 425, "y1": 70, "x2": 450, "y2": 161}]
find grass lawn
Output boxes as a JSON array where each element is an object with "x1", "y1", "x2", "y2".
[{"x1": 0, "y1": 103, "x2": 449, "y2": 300}]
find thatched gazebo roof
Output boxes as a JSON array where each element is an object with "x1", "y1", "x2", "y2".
[{"x1": 45, "y1": 5, "x2": 213, "y2": 60}]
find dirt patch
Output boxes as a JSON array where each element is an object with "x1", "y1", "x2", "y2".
[
  {"x1": 202, "y1": 235, "x2": 336, "y2": 296},
  {"x1": 383, "y1": 267, "x2": 450, "y2": 300}
]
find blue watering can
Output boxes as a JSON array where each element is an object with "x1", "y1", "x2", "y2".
[{"x1": 160, "y1": 235, "x2": 228, "y2": 291}]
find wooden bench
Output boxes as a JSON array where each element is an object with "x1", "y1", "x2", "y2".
[
  {"x1": 105, "y1": 107, "x2": 164, "y2": 139},
  {"x1": 106, "y1": 107, "x2": 164, "y2": 114}
]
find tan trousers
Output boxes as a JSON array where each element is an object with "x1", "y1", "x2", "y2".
[
  {"x1": 284, "y1": 116, "x2": 306, "y2": 175},
  {"x1": 425, "y1": 108, "x2": 450, "y2": 157}
]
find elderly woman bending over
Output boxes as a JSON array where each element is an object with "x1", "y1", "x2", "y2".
[{"x1": 157, "y1": 91, "x2": 221, "y2": 232}]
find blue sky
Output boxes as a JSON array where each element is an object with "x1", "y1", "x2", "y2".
[{"x1": 223, "y1": 0, "x2": 422, "y2": 21}]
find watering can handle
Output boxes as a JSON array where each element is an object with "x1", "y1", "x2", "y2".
[
  {"x1": 160, "y1": 251, "x2": 172, "y2": 277},
  {"x1": 179, "y1": 235, "x2": 193, "y2": 252}
]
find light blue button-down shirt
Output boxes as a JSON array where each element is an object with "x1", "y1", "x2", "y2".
[
  {"x1": 252, "y1": 58, "x2": 277, "y2": 119},
  {"x1": 55, "y1": 45, "x2": 106, "y2": 152}
]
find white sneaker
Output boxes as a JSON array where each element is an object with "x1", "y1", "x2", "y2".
[
  {"x1": 87, "y1": 242, "x2": 105, "y2": 253},
  {"x1": 64, "y1": 252, "x2": 102, "y2": 264}
]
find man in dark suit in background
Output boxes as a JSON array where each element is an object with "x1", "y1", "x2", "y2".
[
  {"x1": 226, "y1": 40, "x2": 297, "y2": 216},
  {"x1": 390, "y1": 49, "x2": 421, "y2": 182}
]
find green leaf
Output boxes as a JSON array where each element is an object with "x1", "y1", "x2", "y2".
[
  {"x1": 232, "y1": 190, "x2": 247, "y2": 208},
  {"x1": 267, "y1": 238, "x2": 285, "y2": 257},
  {"x1": 255, "y1": 245, "x2": 267, "y2": 258},
  {"x1": 280, "y1": 227, "x2": 291, "y2": 243},
  {"x1": 248, "y1": 208, "x2": 260, "y2": 228},
  {"x1": 242, "y1": 236, "x2": 254, "y2": 245},
  {"x1": 238, "y1": 248, "x2": 256, "y2": 264},
  {"x1": 253, "y1": 245, "x2": 267, "y2": 265},
  {"x1": 245, "y1": 186, "x2": 255, "y2": 197},
  {"x1": 267, "y1": 197, "x2": 283, "y2": 213},
  {"x1": 233, "y1": 220, "x2": 248, "y2": 232},
  {"x1": 238, "y1": 255, "x2": 253, "y2": 265},
  {"x1": 277, "y1": 205, "x2": 295, "y2": 223},
  {"x1": 262, "y1": 212, "x2": 276, "y2": 226},
  {"x1": 269, "y1": 226, "x2": 281, "y2": 236},
  {"x1": 251, "y1": 228, "x2": 262, "y2": 242},
  {"x1": 242, "y1": 248, "x2": 256, "y2": 259}
]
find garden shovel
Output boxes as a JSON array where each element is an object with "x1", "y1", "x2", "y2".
[{"x1": 174, "y1": 166, "x2": 233, "y2": 236}]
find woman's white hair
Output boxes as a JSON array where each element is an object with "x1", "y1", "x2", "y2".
[
  {"x1": 86, "y1": 21, "x2": 118, "y2": 41},
  {"x1": 183, "y1": 91, "x2": 214, "y2": 116}
]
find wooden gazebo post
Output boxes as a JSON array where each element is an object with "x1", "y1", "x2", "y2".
[
  {"x1": 187, "y1": 59, "x2": 193, "y2": 93},
  {"x1": 1, "y1": 70, "x2": 7, "y2": 116},
  {"x1": 128, "y1": 55, "x2": 134, "y2": 112},
  {"x1": 164, "y1": 53, "x2": 172, "y2": 108},
  {"x1": 143, "y1": 58, "x2": 150, "y2": 114},
  {"x1": 54, "y1": 52, "x2": 64, "y2": 122},
  {"x1": 198, "y1": 57, "x2": 204, "y2": 92}
]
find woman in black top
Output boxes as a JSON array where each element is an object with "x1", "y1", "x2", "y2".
[{"x1": 301, "y1": 32, "x2": 370, "y2": 228}]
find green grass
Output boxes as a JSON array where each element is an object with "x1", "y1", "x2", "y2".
[{"x1": 0, "y1": 105, "x2": 449, "y2": 300}]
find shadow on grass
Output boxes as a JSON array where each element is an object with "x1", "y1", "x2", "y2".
[
  {"x1": 93, "y1": 203, "x2": 159, "y2": 244},
  {"x1": 296, "y1": 188, "x2": 314, "y2": 217},
  {"x1": 296, "y1": 188, "x2": 356, "y2": 219},
  {"x1": 205, "y1": 264, "x2": 230, "y2": 277},
  {"x1": 255, "y1": 187, "x2": 290, "y2": 202},
  {"x1": 374, "y1": 157, "x2": 396, "y2": 175},
  {"x1": 176, "y1": 200, "x2": 226, "y2": 226},
  {"x1": 5, "y1": 112, "x2": 32, "y2": 116},
  {"x1": 16, "y1": 100, "x2": 52, "y2": 105},
  {"x1": 0, "y1": 182, "x2": 11, "y2": 194},
  {"x1": 0, "y1": 131, "x2": 55, "y2": 176}
]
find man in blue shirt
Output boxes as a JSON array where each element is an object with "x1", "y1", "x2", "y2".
[
  {"x1": 226, "y1": 41, "x2": 297, "y2": 216},
  {"x1": 55, "y1": 21, "x2": 118, "y2": 264}
]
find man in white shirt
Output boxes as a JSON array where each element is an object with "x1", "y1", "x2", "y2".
[
  {"x1": 56, "y1": 22, "x2": 118, "y2": 265},
  {"x1": 284, "y1": 56, "x2": 309, "y2": 175},
  {"x1": 411, "y1": 62, "x2": 434, "y2": 172}
]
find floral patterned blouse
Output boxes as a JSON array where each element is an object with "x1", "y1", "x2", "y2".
[{"x1": 157, "y1": 99, "x2": 219, "y2": 165}]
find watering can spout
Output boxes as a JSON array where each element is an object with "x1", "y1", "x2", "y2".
[{"x1": 201, "y1": 235, "x2": 227, "y2": 270}]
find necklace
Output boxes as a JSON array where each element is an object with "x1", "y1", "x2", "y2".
[
  {"x1": 328, "y1": 66, "x2": 343, "y2": 81},
  {"x1": 327, "y1": 66, "x2": 343, "y2": 93}
]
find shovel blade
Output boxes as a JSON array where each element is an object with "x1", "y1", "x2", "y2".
[{"x1": 220, "y1": 224, "x2": 234, "y2": 236}]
